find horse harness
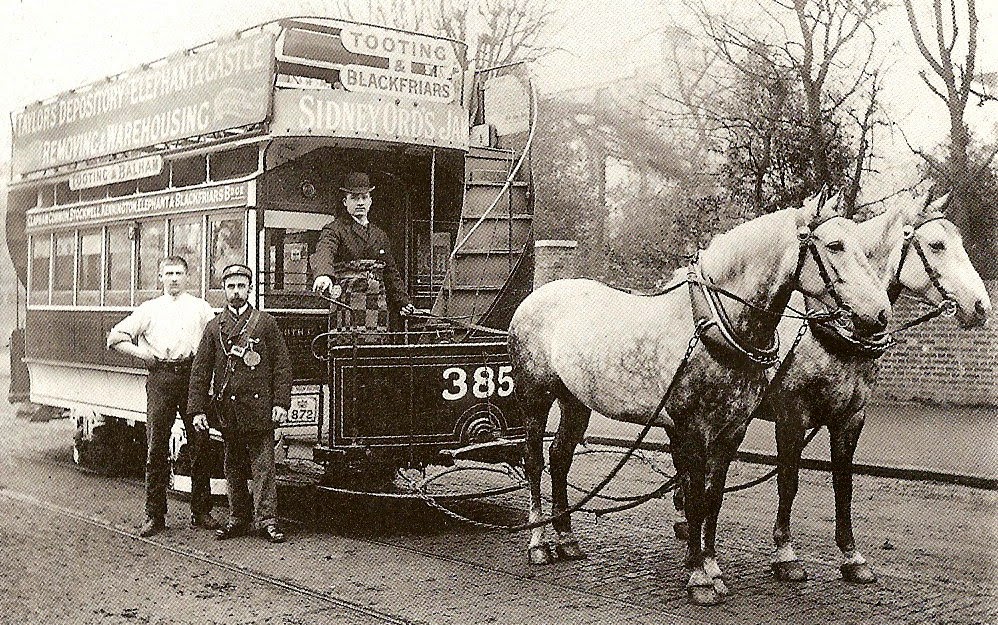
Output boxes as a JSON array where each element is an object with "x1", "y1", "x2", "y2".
[
  {"x1": 688, "y1": 214, "x2": 849, "y2": 369},
  {"x1": 809, "y1": 211, "x2": 956, "y2": 358}
]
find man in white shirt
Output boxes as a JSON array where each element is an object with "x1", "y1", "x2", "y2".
[{"x1": 107, "y1": 256, "x2": 218, "y2": 537}]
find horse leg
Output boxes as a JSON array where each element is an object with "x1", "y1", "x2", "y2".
[
  {"x1": 700, "y1": 459, "x2": 733, "y2": 600},
  {"x1": 523, "y1": 390, "x2": 556, "y2": 565},
  {"x1": 771, "y1": 414, "x2": 809, "y2": 583},
  {"x1": 549, "y1": 394, "x2": 591, "y2": 561},
  {"x1": 669, "y1": 438, "x2": 688, "y2": 540},
  {"x1": 701, "y1": 421, "x2": 749, "y2": 601},
  {"x1": 830, "y1": 410, "x2": 876, "y2": 584},
  {"x1": 678, "y1": 444, "x2": 719, "y2": 605},
  {"x1": 673, "y1": 484, "x2": 688, "y2": 540}
]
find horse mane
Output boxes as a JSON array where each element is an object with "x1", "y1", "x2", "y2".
[
  {"x1": 858, "y1": 196, "x2": 919, "y2": 267},
  {"x1": 699, "y1": 209, "x2": 794, "y2": 285}
]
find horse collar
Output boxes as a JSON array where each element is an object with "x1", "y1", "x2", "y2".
[{"x1": 687, "y1": 261, "x2": 780, "y2": 369}]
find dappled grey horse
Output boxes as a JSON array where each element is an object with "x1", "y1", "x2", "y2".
[
  {"x1": 762, "y1": 192, "x2": 988, "y2": 583},
  {"x1": 509, "y1": 192, "x2": 891, "y2": 605}
]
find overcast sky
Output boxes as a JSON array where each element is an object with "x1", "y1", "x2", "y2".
[{"x1": 3, "y1": 0, "x2": 996, "y2": 183}]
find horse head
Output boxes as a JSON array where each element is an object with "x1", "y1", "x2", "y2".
[
  {"x1": 894, "y1": 192, "x2": 991, "y2": 328},
  {"x1": 792, "y1": 190, "x2": 891, "y2": 338}
]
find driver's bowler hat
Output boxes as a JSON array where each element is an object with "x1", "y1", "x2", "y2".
[{"x1": 339, "y1": 172, "x2": 375, "y2": 194}]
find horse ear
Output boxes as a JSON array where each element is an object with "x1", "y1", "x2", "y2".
[
  {"x1": 926, "y1": 191, "x2": 951, "y2": 215},
  {"x1": 798, "y1": 190, "x2": 823, "y2": 227}
]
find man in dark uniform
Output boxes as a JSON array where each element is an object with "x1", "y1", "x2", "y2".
[
  {"x1": 311, "y1": 171, "x2": 416, "y2": 317},
  {"x1": 188, "y1": 264, "x2": 292, "y2": 543}
]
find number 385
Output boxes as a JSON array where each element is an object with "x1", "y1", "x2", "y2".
[{"x1": 442, "y1": 365, "x2": 514, "y2": 401}]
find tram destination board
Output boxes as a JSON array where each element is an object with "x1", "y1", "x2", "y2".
[{"x1": 327, "y1": 341, "x2": 523, "y2": 450}]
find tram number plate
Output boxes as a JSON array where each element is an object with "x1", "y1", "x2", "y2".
[
  {"x1": 287, "y1": 394, "x2": 319, "y2": 425},
  {"x1": 441, "y1": 365, "x2": 514, "y2": 401}
]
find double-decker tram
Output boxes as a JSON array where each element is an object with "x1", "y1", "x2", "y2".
[{"x1": 5, "y1": 17, "x2": 536, "y2": 494}]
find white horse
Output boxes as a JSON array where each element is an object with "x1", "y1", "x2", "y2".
[
  {"x1": 509, "y1": 193, "x2": 892, "y2": 605},
  {"x1": 749, "y1": 192, "x2": 991, "y2": 584}
]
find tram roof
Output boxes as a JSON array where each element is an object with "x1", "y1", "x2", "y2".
[{"x1": 9, "y1": 16, "x2": 471, "y2": 183}]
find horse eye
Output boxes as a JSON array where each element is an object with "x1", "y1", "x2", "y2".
[
  {"x1": 929, "y1": 241, "x2": 945, "y2": 252},
  {"x1": 826, "y1": 241, "x2": 845, "y2": 253}
]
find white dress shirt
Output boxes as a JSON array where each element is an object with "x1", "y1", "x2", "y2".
[{"x1": 108, "y1": 292, "x2": 216, "y2": 361}]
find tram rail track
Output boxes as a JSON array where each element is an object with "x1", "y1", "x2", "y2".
[
  {"x1": 7, "y1": 439, "x2": 996, "y2": 625},
  {"x1": 0, "y1": 487, "x2": 414, "y2": 625}
]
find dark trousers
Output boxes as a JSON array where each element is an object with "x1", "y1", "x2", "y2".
[
  {"x1": 145, "y1": 366, "x2": 212, "y2": 520},
  {"x1": 222, "y1": 430, "x2": 277, "y2": 529}
]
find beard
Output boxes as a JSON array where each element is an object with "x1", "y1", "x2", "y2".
[{"x1": 228, "y1": 296, "x2": 246, "y2": 308}]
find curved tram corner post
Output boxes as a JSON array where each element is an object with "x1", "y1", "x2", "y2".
[{"x1": 4, "y1": 17, "x2": 536, "y2": 498}]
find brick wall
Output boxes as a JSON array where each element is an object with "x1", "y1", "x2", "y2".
[{"x1": 873, "y1": 280, "x2": 998, "y2": 406}]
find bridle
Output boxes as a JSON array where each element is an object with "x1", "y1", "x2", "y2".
[{"x1": 888, "y1": 212, "x2": 957, "y2": 316}]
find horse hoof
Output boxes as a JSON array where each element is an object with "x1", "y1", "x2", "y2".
[
  {"x1": 527, "y1": 544, "x2": 555, "y2": 565},
  {"x1": 840, "y1": 562, "x2": 877, "y2": 584},
  {"x1": 771, "y1": 560, "x2": 808, "y2": 583},
  {"x1": 673, "y1": 521, "x2": 688, "y2": 541},
  {"x1": 687, "y1": 585, "x2": 724, "y2": 606},
  {"x1": 712, "y1": 577, "x2": 729, "y2": 596},
  {"x1": 555, "y1": 541, "x2": 588, "y2": 561}
]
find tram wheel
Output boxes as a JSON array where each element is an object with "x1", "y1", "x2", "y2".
[{"x1": 73, "y1": 417, "x2": 127, "y2": 476}]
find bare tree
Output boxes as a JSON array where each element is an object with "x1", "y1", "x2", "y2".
[
  {"x1": 902, "y1": 0, "x2": 995, "y2": 275},
  {"x1": 663, "y1": 1, "x2": 885, "y2": 213}
]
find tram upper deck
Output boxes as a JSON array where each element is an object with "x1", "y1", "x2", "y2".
[{"x1": 5, "y1": 16, "x2": 535, "y2": 417}]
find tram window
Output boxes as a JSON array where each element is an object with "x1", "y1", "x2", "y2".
[
  {"x1": 171, "y1": 156, "x2": 207, "y2": 188},
  {"x1": 80, "y1": 185, "x2": 108, "y2": 203},
  {"x1": 137, "y1": 166, "x2": 169, "y2": 193},
  {"x1": 52, "y1": 232, "x2": 75, "y2": 305},
  {"x1": 207, "y1": 215, "x2": 246, "y2": 306},
  {"x1": 77, "y1": 229, "x2": 102, "y2": 305},
  {"x1": 29, "y1": 235, "x2": 51, "y2": 305},
  {"x1": 54, "y1": 181, "x2": 78, "y2": 205},
  {"x1": 36, "y1": 186, "x2": 55, "y2": 208},
  {"x1": 170, "y1": 217, "x2": 203, "y2": 296},
  {"x1": 105, "y1": 226, "x2": 132, "y2": 306},
  {"x1": 109, "y1": 179, "x2": 136, "y2": 198},
  {"x1": 136, "y1": 220, "x2": 165, "y2": 303},
  {"x1": 211, "y1": 145, "x2": 258, "y2": 181}
]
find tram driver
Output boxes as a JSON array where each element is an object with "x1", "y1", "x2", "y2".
[{"x1": 310, "y1": 171, "x2": 417, "y2": 318}]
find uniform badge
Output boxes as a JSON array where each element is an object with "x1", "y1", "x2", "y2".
[
  {"x1": 243, "y1": 337, "x2": 261, "y2": 367},
  {"x1": 243, "y1": 349, "x2": 261, "y2": 367}
]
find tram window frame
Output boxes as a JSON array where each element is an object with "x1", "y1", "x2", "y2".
[
  {"x1": 261, "y1": 210, "x2": 330, "y2": 310},
  {"x1": 77, "y1": 228, "x2": 104, "y2": 306},
  {"x1": 51, "y1": 231, "x2": 76, "y2": 305},
  {"x1": 169, "y1": 215, "x2": 205, "y2": 298},
  {"x1": 136, "y1": 219, "x2": 166, "y2": 304},
  {"x1": 207, "y1": 212, "x2": 247, "y2": 307},
  {"x1": 29, "y1": 234, "x2": 52, "y2": 306},
  {"x1": 105, "y1": 224, "x2": 133, "y2": 307}
]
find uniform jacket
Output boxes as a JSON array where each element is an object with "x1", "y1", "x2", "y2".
[
  {"x1": 188, "y1": 305, "x2": 292, "y2": 435},
  {"x1": 311, "y1": 217, "x2": 412, "y2": 308}
]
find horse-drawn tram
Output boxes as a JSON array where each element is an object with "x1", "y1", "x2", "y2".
[{"x1": 5, "y1": 16, "x2": 536, "y2": 492}]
